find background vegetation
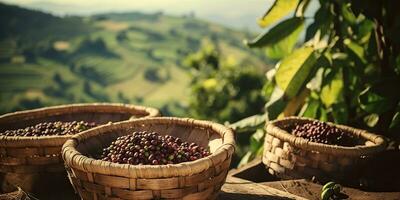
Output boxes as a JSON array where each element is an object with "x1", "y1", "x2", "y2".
[
  {"x1": 229, "y1": 0, "x2": 400, "y2": 166},
  {"x1": 0, "y1": 3, "x2": 268, "y2": 117},
  {"x1": 2, "y1": 1, "x2": 400, "y2": 170}
]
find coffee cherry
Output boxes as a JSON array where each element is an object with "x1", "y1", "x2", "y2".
[
  {"x1": 100, "y1": 131, "x2": 210, "y2": 165},
  {"x1": 290, "y1": 121, "x2": 356, "y2": 147},
  {"x1": 0, "y1": 121, "x2": 97, "y2": 137}
]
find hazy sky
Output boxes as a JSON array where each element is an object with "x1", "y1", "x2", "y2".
[{"x1": 1, "y1": 0, "x2": 275, "y2": 31}]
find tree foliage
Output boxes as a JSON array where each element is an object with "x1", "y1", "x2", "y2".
[
  {"x1": 184, "y1": 42, "x2": 265, "y2": 123},
  {"x1": 235, "y1": 0, "x2": 400, "y2": 165}
]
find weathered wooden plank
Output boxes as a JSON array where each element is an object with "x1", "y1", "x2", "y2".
[
  {"x1": 219, "y1": 176, "x2": 307, "y2": 200},
  {"x1": 262, "y1": 179, "x2": 400, "y2": 200},
  {"x1": 229, "y1": 157, "x2": 400, "y2": 200}
]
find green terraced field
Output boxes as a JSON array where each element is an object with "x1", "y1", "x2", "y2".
[{"x1": 0, "y1": 3, "x2": 268, "y2": 115}]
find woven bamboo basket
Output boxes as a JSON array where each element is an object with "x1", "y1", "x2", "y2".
[
  {"x1": 0, "y1": 103, "x2": 160, "y2": 195},
  {"x1": 62, "y1": 117, "x2": 235, "y2": 200},
  {"x1": 262, "y1": 117, "x2": 387, "y2": 182}
]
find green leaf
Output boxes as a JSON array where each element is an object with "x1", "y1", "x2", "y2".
[
  {"x1": 246, "y1": 17, "x2": 304, "y2": 48},
  {"x1": 299, "y1": 98, "x2": 320, "y2": 118},
  {"x1": 331, "y1": 103, "x2": 349, "y2": 124},
  {"x1": 305, "y1": 3, "x2": 332, "y2": 41},
  {"x1": 395, "y1": 55, "x2": 400, "y2": 75},
  {"x1": 320, "y1": 68, "x2": 344, "y2": 107},
  {"x1": 250, "y1": 129, "x2": 265, "y2": 152},
  {"x1": 238, "y1": 151, "x2": 253, "y2": 167},
  {"x1": 257, "y1": 0, "x2": 300, "y2": 28},
  {"x1": 389, "y1": 111, "x2": 400, "y2": 131},
  {"x1": 265, "y1": 18, "x2": 304, "y2": 60},
  {"x1": 318, "y1": 106, "x2": 328, "y2": 122},
  {"x1": 357, "y1": 19, "x2": 374, "y2": 44},
  {"x1": 344, "y1": 38, "x2": 366, "y2": 63},
  {"x1": 364, "y1": 113, "x2": 379, "y2": 127},
  {"x1": 341, "y1": 3, "x2": 357, "y2": 25},
  {"x1": 306, "y1": 54, "x2": 332, "y2": 91},
  {"x1": 229, "y1": 114, "x2": 267, "y2": 133},
  {"x1": 265, "y1": 86, "x2": 287, "y2": 120},
  {"x1": 295, "y1": 0, "x2": 311, "y2": 17},
  {"x1": 275, "y1": 46, "x2": 317, "y2": 98},
  {"x1": 256, "y1": 145, "x2": 264, "y2": 156},
  {"x1": 262, "y1": 80, "x2": 275, "y2": 101},
  {"x1": 359, "y1": 79, "x2": 400, "y2": 114}
]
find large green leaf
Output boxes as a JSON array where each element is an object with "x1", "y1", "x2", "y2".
[
  {"x1": 320, "y1": 68, "x2": 344, "y2": 107},
  {"x1": 265, "y1": 18, "x2": 304, "y2": 60},
  {"x1": 359, "y1": 79, "x2": 400, "y2": 114},
  {"x1": 257, "y1": 0, "x2": 300, "y2": 28},
  {"x1": 275, "y1": 46, "x2": 317, "y2": 98},
  {"x1": 246, "y1": 17, "x2": 304, "y2": 48},
  {"x1": 229, "y1": 114, "x2": 267, "y2": 133}
]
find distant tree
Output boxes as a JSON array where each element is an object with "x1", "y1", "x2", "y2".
[
  {"x1": 134, "y1": 96, "x2": 144, "y2": 104},
  {"x1": 144, "y1": 66, "x2": 169, "y2": 83},
  {"x1": 76, "y1": 38, "x2": 119, "y2": 58},
  {"x1": 16, "y1": 98, "x2": 43, "y2": 111},
  {"x1": 186, "y1": 36, "x2": 201, "y2": 52},
  {"x1": 169, "y1": 29, "x2": 179, "y2": 37},
  {"x1": 93, "y1": 16, "x2": 108, "y2": 21},
  {"x1": 83, "y1": 81, "x2": 93, "y2": 96},
  {"x1": 52, "y1": 72, "x2": 65, "y2": 88},
  {"x1": 79, "y1": 65, "x2": 108, "y2": 86},
  {"x1": 146, "y1": 49, "x2": 162, "y2": 62},
  {"x1": 117, "y1": 91, "x2": 130, "y2": 104},
  {"x1": 69, "y1": 63, "x2": 76, "y2": 72},
  {"x1": 116, "y1": 31, "x2": 128, "y2": 42},
  {"x1": 22, "y1": 49, "x2": 36, "y2": 63}
]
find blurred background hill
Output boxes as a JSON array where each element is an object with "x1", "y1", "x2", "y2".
[{"x1": 0, "y1": 2, "x2": 269, "y2": 116}]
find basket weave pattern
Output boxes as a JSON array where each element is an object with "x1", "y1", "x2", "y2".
[
  {"x1": 0, "y1": 103, "x2": 159, "y2": 192},
  {"x1": 262, "y1": 117, "x2": 387, "y2": 181},
  {"x1": 62, "y1": 117, "x2": 235, "y2": 200}
]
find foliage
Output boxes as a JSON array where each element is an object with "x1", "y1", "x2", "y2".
[
  {"x1": 184, "y1": 42, "x2": 266, "y2": 123},
  {"x1": 236, "y1": 0, "x2": 400, "y2": 165}
]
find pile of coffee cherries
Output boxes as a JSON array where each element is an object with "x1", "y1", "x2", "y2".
[
  {"x1": 291, "y1": 120, "x2": 357, "y2": 147},
  {"x1": 100, "y1": 131, "x2": 210, "y2": 165},
  {"x1": 0, "y1": 121, "x2": 97, "y2": 137}
]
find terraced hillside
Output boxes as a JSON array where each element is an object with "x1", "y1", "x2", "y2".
[{"x1": 0, "y1": 3, "x2": 268, "y2": 115}]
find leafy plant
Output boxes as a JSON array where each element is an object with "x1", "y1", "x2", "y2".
[
  {"x1": 184, "y1": 42, "x2": 265, "y2": 123},
  {"x1": 235, "y1": 0, "x2": 400, "y2": 165}
]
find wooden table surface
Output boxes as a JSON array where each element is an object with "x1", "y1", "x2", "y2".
[
  {"x1": 223, "y1": 158, "x2": 400, "y2": 200},
  {"x1": 3, "y1": 158, "x2": 399, "y2": 200}
]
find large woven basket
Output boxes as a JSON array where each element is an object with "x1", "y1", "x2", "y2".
[
  {"x1": 262, "y1": 117, "x2": 387, "y2": 182},
  {"x1": 0, "y1": 103, "x2": 160, "y2": 196},
  {"x1": 62, "y1": 117, "x2": 235, "y2": 200}
]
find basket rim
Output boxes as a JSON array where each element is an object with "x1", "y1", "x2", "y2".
[
  {"x1": 62, "y1": 117, "x2": 235, "y2": 178},
  {"x1": 265, "y1": 116, "x2": 387, "y2": 156},
  {"x1": 0, "y1": 103, "x2": 160, "y2": 147}
]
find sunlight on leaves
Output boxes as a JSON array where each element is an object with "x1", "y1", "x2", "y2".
[
  {"x1": 275, "y1": 46, "x2": 317, "y2": 98},
  {"x1": 257, "y1": 0, "x2": 299, "y2": 28}
]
